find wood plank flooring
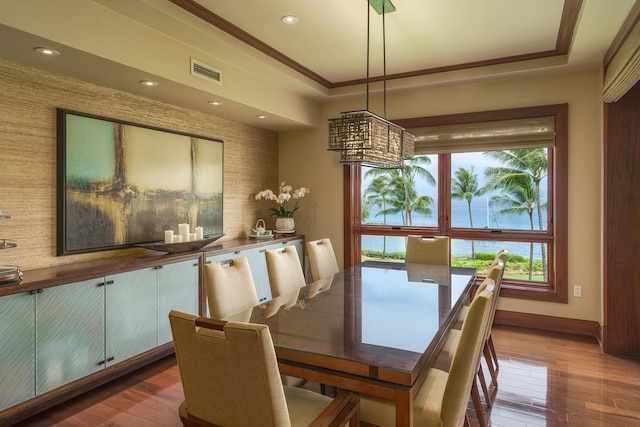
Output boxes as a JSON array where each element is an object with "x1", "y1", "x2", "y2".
[{"x1": 14, "y1": 325, "x2": 640, "y2": 427}]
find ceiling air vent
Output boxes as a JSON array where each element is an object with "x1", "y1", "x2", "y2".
[{"x1": 190, "y1": 58, "x2": 222, "y2": 85}]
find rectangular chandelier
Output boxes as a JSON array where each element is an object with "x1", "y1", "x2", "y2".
[{"x1": 328, "y1": 110, "x2": 414, "y2": 168}]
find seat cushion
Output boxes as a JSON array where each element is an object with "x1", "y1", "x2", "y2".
[
  {"x1": 284, "y1": 385, "x2": 333, "y2": 425},
  {"x1": 360, "y1": 368, "x2": 449, "y2": 427}
]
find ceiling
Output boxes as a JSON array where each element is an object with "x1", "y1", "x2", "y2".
[{"x1": 0, "y1": 0, "x2": 638, "y2": 131}]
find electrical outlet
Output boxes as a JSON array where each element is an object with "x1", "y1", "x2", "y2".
[{"x1": 573, "y1": 285, "x2": 582, "y2": 297}]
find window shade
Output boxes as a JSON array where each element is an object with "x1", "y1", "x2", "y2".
[
  {"x1": 603, "y1": 18, "x2": 640, "y2": 103},
  {"x1": 412, "y1": 116, "x2": 556, "y2": 155}
]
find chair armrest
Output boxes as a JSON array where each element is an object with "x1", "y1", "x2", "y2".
[{"x1": 309, "y1": 390, "x2": 360, "y2": 427}]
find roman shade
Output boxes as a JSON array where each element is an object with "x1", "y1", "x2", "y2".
[
  {"x1": 603, "y1": 17, "x2": 640, "y2": 103},
  {"x1": 412, "y1": 116, "x2": 556, "y2": 155}
]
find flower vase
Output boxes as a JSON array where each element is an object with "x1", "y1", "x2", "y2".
[{"x1": 276, "y1": 217, "x2": 295, "y2": 232}]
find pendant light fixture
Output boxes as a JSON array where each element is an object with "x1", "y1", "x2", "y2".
[{"x1": 327, "y1": 0, "x2": 414, "y2": 168}]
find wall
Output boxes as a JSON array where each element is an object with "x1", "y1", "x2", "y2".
[
  {"x1": 280, "y1": 69, "x2": 603, "y2": 323},
  {"x1": 0, "y1": 59, "x2": 279, "y2": 271}
]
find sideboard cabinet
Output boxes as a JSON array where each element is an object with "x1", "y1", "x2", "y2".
[{"x1": 0, "y1": 234, "x2": 303, "y2": 424}]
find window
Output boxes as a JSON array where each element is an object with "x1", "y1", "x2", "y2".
[{"x1": 345, "y1": 104, "x2": 568, "y2": 302}]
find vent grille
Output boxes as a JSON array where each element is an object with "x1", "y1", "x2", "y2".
[{"x1": 190, "y1": 58, "x2": 222, "y2": 84}]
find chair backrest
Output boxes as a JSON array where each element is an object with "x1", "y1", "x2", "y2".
[
  {"x1": 405, "y1": 235, "x2": 450, "y2": 265},
  {"x1": 203, "y1": 256, "x2": 258, "y2": 319},
  {"x1": 486, "y1": 260, "x2": 505, "y2": 288},
  {"x1": 169, "y1": 310, "x2": 291, "y2": 426},
  {"x1": 442, "y1": 288, "x2": 494, "y2": 427},
  {"x1": 493, "y1": 248, "x2": 509, "y2": 265},
  {"x1": 307, "y1": 238, "x2": 339, "y2": 281},
  {"x1": 266, "y1": 245, "x2": 306, "y2": 297}
]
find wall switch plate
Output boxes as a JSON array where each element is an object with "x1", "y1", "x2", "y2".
[{"x1": 573, "y1": 285, "x2": 582, "y2": 297}]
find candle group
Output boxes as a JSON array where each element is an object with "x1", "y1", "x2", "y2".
[{"x1": 164, "y1": 224, "x2": 205, "y2": 243}]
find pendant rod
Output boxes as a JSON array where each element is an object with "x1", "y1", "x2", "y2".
[
  {"x1": 383, "y1": 0, "x2": 387, "y2": 118},
  {"x1": 366, "y1": 2, "x2": 370, "y2": 111}
]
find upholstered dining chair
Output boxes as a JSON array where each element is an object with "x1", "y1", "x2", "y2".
[
  {"x1": 306, "y1": 238, "x2": 339, "y2": 281},
  {"x1": 359, "y1": 288, "x2": 494, "y2": 427},
  {"x1": 265, "y1": 245, "x2": 308, "y2": 388},
  {"x1": 405, "y1": 235, "x2": 450, "y2": 265},
  {"x1": 265, "y1": 245, "x2": 306, "y2": 298},
  {"x1": 452, "y1": 258, "x2": 506, "y2": 396},
  {"x1": 203, "y1": 256, "x2": 258, "y2": 320},
  {"x1": 169, "y1": 310, "x2": 360, "y2": 427},
  {"x1": 434, "y1": 278, "x2": 496, "y2": 426}
]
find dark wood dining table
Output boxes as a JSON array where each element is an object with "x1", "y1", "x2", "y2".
[{"x1": 219, "y1": 262, "x2": 476, "y2": 426}]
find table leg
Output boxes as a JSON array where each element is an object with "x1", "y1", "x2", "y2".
[{"x1": 395, "y1": 389, "x2": 413, "y2": 426}]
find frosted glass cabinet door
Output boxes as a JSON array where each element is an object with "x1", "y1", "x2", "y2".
[
  {"x1": 246, "y1": 247, "x2": 272, "y2": 303},
  {"x1": 106, "y1": 268, "x2": 158, "y2": 366},
  {"x1": 0, "y1": 292, "x2": 35, "y2": 411},
  {"x1": 36, "y1": 278, "x2": 105, "y2": 395},
  {"x1": 157, "y1": 260, "x2": 199, "y2": 345}
]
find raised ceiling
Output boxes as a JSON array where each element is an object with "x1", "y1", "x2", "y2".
[{"x1": 0, "y1": 0, "x2": 638, "y2": 130}]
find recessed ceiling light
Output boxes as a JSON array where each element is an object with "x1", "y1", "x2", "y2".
[
  {"x1": 281, "y1": 15, "x2": 298, "y2": 24},
  {"x1": 208, "y1": 101, "x2": 223, "y2": 106},
  {"x1": 256, "y1": 115, "x2": 268, "y2": 119},
  {"x1": 35, "y1": 47, "x2": 60, "y2": 56},
  {"x1": 140, "y1": 80, "x2": 159, "y2": 87}
]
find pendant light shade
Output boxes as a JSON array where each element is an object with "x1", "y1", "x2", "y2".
[{"x1": 327, "y1": 1, "x2": 414, "y2": 168}]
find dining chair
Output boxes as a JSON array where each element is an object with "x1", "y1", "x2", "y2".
[
  {"x1": 359, "y1": 288, "x2": 494, "y2": 427},
  {"x1": 265, "y1": 245, "x2": 306, "y2": 297},
  {"x1": 203, "y1": 256, "x2": 258, "y2": 320},
  {"x1": 265, "y1": 245, "x2": 308, "y2": 388},
  {"x1": 434, "y1": 278, "x2": 496, "y2": 426},
  {"x1": 169, "y1": 310, "x2": 360, "y2": 426},
  {"x1": 306, "y1": 238, "x2": 339, "y2": 281},
  {"x1": 405, "y1": 235, "x2": 450, "y2": 265}
]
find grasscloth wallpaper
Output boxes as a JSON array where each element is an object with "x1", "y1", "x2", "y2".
[{"x1": 0, "y1": 58, "x2": 278, "y2": 271}]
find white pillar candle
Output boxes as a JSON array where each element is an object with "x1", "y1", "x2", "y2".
[
  {"x1": 189, "y1": 233, "x2": 197, "y2": 242},
  {"x1": 164, "y1": 230, "x2": 174, "y2": 244},
  {"x1": 178, "y1": 223, "x2": 190, "y2": 242},
  {"x1": 195, "y1": 226, "x2": 204, "y2": 240},
  {"x1": 173, "y1": 235, "x2": 183, "y2": 243}
]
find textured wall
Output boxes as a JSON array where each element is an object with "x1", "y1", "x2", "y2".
[{"x1": 0, "y1": 59, "x2": 278, "y2": 270}]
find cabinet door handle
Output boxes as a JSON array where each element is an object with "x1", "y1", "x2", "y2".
[
  {"x1": 97, "y1": 356, "x2": 115, "y2": 366},
  {"x1": 29, "y1": 289, "x2": 43, "y2": 295},
  {"x1": 193, "y1": 263, "x2": 199, "y2": 267},
  {"x1": 234, "y1": 250, "x2": 241, "y2": 254},
  {"x1": 105, "y1": 280, "x2": 114, "y2": 285},
  {"x1": 154, "y1": 265, "x2": 163, "y2": 270}
]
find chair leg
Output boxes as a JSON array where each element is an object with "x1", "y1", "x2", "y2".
[
  {"x1": 477, "y1": 365, "x2": 492, "y2": 408},
  {"x1": 483, "y1": 342, "x2": 498, "y2": 388},
  {"x1": 488, "y1": 333, "x2": 499, "y2": 369},
  {"x1": 471, "y1": 376, "x2": 488, "y2": 427}
]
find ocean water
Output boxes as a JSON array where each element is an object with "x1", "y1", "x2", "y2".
[{"x1": 362, "y1": 197, "x2": 547, "y2": 259}]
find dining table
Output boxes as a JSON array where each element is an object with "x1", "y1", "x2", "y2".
[{"x1": 217, "y1": 261, "x2": 476, "y2": 426}]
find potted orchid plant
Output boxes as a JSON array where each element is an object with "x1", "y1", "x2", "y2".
[{"x1": 255, "y1": 182, "x2": 310, "y2": 231}]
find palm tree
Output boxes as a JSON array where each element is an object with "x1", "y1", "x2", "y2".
[
  {"x1": 362, "y1": 175, "x2": 392, "y2": 259},
  {"x1": 489, "y1": 179, "x2": 538, "y2": 280},
  {"x1": 451, "y1": 166, "x2": 483, "y2": 259},
  {"x1": 484, "y1": 148, "x2": 548, "y2": 280},
  {"x1": 364, "y1": 156, "x2": 436, "y2": 226}
]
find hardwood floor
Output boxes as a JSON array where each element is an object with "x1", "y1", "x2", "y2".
[{"x1": 14, "y1": 325, "x2": 640, "y2": 427}]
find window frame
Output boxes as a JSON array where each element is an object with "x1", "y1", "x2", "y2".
[{"x1": 344, "y1": 104, "x2": 568, "y2": 303}]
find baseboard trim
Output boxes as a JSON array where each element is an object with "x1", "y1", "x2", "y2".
[{"x1": 494, "y1": 310, "x2": 602, "y2": 342}]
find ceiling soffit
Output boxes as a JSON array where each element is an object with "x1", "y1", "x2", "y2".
[{"x1": 168, "y1": 0, "x2": 583, "y2": 89}]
